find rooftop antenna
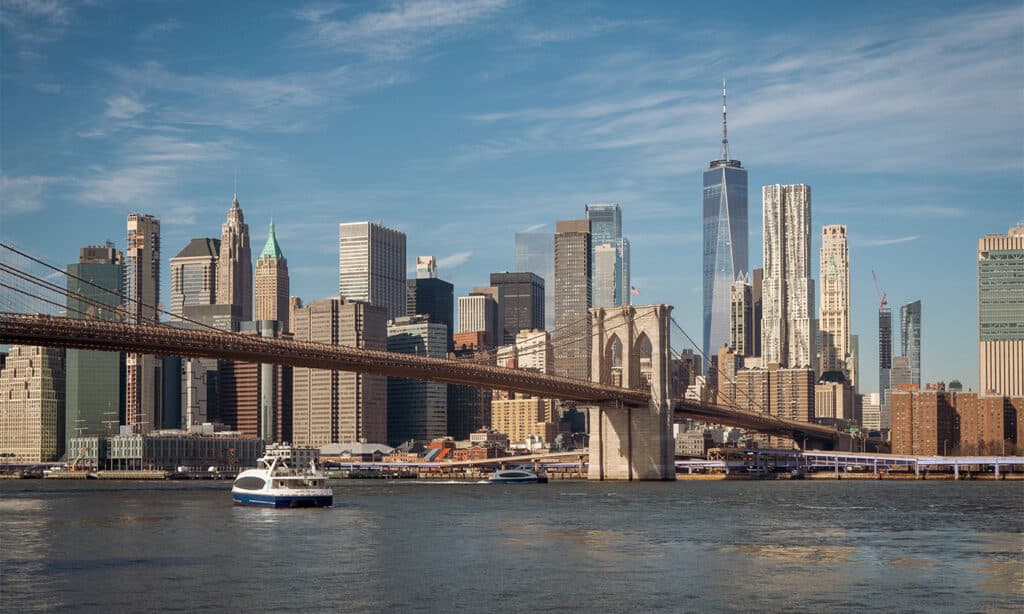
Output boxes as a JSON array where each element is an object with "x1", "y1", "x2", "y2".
[
  {"x1": 233, "y1": 169, "x2": 237, "y2": 199},
  {"x1": 721, "y1": 79, "x2": 730, "y2": 162}
]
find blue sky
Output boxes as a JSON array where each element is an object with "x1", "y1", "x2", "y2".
[{"x1": 1, "y1": 0, "x2": 1022, "y2": 393}]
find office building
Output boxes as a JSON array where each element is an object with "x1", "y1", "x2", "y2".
[
  {"x1": 761, "y1": 184, "x2": 814, "y2": 369},
  {"x1": 514, "y1": 231, "x2": 555, "y2": 329},
  {"x1": 751, "y1": 268, "x2": 763, "y2": 358},
  {"x1": 489, "y1": 272, "x2": 544, "y2": 345},
  {"x1": 387, "y1": 316, "x2": 448, "y2": 446},
  {"x1": 722, "y1": 364, "x2": 815, "y2": 424},
  {"x1": 586, "y1": 203, "x2": 631, "y2": 307},
  {"x1": 255, "y1": 221, "x2": 290, "y2": 332},
  {"x1": 819, "y1": 225, "x2": 850, "y2": 378},
  {"x1": 339, "y1": 221, "x2": 407, "y2": 321},
  {"x1": 0, "y1": 345, "x2": 65, "y2": 462},
  {"x1": 216, "y1": 194, "x2": 253, "y2": 321},
  {"x1": 447, "y1": 335, "x2": 493, "y2": 440},
  {"x1": 407, "y1": 275, "x2": 454, "y2": 349},
  {"x1": 515, "y1": 330, "x2": 553, "y2": 374},
  {"x1": 169, "y1": 238, "x2": 219, "y2": 318},
  {"x1": 219, "y1": 321, "x2": 290, "y2": 441},
  {"x1": 65, "y1": 244, "x2": 124, "y2": 446},
  {"x1": 416, "y1": 255, "x2": 437, "y2": 279},
  {"x1": 861, "y1": 392, "x2": 883, "y2": 431},
  {"x1": 729, "y1": 278, "x2": 753, "y2": 356},
  {"x1": 292, "y1": 298, "x2": 388, "y2": 446},
  {"x1": 125, "y1": 213, "x2": 162, "y2": 433},
  {"x1": 458, "y1": 292, "x2": 499, "y2": 348},
  {"x1": 553, "y1": 219, "x2": 592, "y2": 381},
  {"x1": 879, "y1": 307, "x2": 893, "y2": 408},
  {"x1": 848, "y1": 334, "x2": 860, "y2": 393},
  {"x1": 900, "y1": 300, "x2": 922, "y2": 387},
  {"x1": 978, "y1": 224, "x2": 1024, "y2": 396},
  {"x1": 702, "y1": 83, "x2": 748, "y2": 363},
  {"x1": 814, "y1": 374, "x2": 858, "y2": 424}
]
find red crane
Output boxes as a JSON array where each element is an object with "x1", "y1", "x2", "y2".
[{"x1": 872, "y1": 270, "x2": 888, "y2": 310}]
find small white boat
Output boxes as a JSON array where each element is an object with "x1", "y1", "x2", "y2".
[
  {"x1": 489, "y1": 468, "x2": 548, "y2": 484},
  {"x1": 232, "y1": 446, "x2": 333, "y2": 508}
]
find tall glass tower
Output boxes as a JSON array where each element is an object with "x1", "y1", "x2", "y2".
[
  {"x1": 585, "y1": 203, "x2": 630, "y2": 307},
  {"x1": 514, "y1": 231, "x2": 555, "y2": 329},
  {"x1": 900, "y1": 300, "x2": 921, "y2": 386},
  {"x1": 702, "y1": 82, "x2": 748, "y2": 362}
]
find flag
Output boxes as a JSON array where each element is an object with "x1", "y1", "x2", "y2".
[{"x1": 630, "y1": 286, "x2": 641, "y2": 296}]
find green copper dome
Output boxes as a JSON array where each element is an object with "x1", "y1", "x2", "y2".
[{"x1": 260, "y1": 219, "x2": 284, "y2": 260}]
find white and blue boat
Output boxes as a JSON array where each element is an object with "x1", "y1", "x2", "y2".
[
  {"x1": 232, "y1": 446, "x2": 333, "y2": 508},
  {"x1": 489, "y1": 468, "x2": 548, "y2": 484}
]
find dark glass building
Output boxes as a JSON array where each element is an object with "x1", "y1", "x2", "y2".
[
  {"x1": 489, "y1": 272, "x2": 545, "y2": 345},
  {"x1": 406, "y1": 277, "x2": 454, "y2": 349}
]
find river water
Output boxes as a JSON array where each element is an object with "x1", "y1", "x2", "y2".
[{"x1": 1, "y1": 479, "x2": 1022, "y2": 612}]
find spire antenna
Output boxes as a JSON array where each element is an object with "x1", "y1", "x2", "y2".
[{"x1": 721, "y1": 79, "x2": 729, "y2": 162}]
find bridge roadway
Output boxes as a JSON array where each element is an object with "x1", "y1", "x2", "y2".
[{"x1": 0, "y1": 313, "x2": 839, "y2": 440}]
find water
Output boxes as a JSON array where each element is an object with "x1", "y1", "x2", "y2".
[{"x1": 2, "y1": 479, "x2": 1022, "y2": 612}]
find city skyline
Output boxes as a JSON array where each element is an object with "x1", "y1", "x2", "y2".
[{"x1": 1, "y1": 1, "x2": 1022, "y2": 394}]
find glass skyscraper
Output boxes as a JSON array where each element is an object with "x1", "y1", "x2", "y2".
[
  {"x1": 900, "y1": 300, "x2": 922, "y2": 386},
  {"x1": 585, "y1": 203, "x2": 630, "y2": 307},
  {"x1": 978, "y1": 224, "x2": 1024, "y2": 396},
  {"x1": 702, "y1": 84, "x2": 748, "y2": 361},
  {"x1": 514, "y1": 231, "x2": 555, "y2": 329}
]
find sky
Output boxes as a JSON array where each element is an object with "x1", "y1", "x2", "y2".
[{"x1": 1, "y1": 0, "x2": 1022, "y2": 394}]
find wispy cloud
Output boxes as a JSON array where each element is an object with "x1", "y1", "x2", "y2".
[
  {"x1": 105, "y1": 95, "x2": 146, "y2": 120},
  {"x1": 0, "y1": 0, "x2": 74, "y2": 46},
  {"x1": 437, "y1": 250, "x2": 473, "y2": 269},
  {"x1": 855, "y1": 235, "x2": 920, "y2": 247},
  {"x1": 33, "y1": 82, "x2": 63, "y2": 94},
  {"x1": 295, "y1": 0, "x2": 511, "y2": 59},
  {"x1": 136, "y1": 19, "x2": 180, "y2": 42},
  {"x1": 515, "y1": 18, "x2": 641, "y2": 46},
  {"x1": 0, "y1": 175, "x2": 62, "y2": 214},
  {"x1": 462, "y1": 4, "x2": 1024, "y2": 175}
]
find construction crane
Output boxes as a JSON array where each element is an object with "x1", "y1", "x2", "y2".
[{"x1": 872, "y1": 270, "x2": 888, "y2": 310}]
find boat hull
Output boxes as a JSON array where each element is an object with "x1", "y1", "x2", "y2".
[
  {"x1": 232, "y1": 491, "x2": 333, "y2": 508},
  {"x1": 489, "y1": 476, "x2": 548, "y2": 484}
]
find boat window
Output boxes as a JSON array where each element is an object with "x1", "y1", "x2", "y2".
[
  {"x1": 502, "y1": 472, "x2": 527, "y2": 478},
  {"x1": 234, "y1": 476, "x2": 265, "y2": 490}
]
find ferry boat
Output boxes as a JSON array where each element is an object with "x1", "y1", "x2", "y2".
[
  {"x1": 231, "y1": 446, "x2": 333, "y2": 508},
  {"x1": 489, "y1": 468, "x2": 548, "y2": 484}
]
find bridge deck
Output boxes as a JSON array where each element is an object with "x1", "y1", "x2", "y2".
[{"x1": 0, "y1": 313, "x2": 838, "y2": 439}]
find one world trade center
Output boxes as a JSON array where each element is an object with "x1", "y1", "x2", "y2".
[{"x1": 702, "y1": 82, "x2": 748, "y2": 364}]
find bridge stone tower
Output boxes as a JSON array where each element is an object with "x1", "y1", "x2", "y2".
[{"x1": 589, "y1": 304, "x2": 675, "y2": 480}]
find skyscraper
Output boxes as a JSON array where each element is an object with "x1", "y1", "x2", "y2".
[
  {"x1": 553, "y1": 219, "x2": 592, "y2": 381},
  {"x1": 387, "y1": 315, "x2": 448, "y2": 446},
  {"x1": 702, "y1": 82, "x2": 748, "y2": 363},
  {"x1": 216, "y1": 194, "x2": 253, "y2": 321},
  {"x1": 407, "y1": 275, "x2": 454, "y2": 349},
  {"x1": 339, "y1": 221, "x2": 407, "y2": 321},
  {"x1": 819, "y1": 225, "x2": 850, "y2": 377},
  {"x1": 458, "y1": 293, "x2": 499, "y2": 348},
  {"x1": 978, "y1": 224, "x2": 1024, "y2": 396},
  {"x1": 752, "y1": 268, "x2": 763, "y2": 358},
  {"x1": 761, "y1": 184, "x2": 814, "y2": 369},
  {"x1": 170, "y1": 238, "x2": 219, "y2": 318},
  {"x1": 255, "y1": 221, "x2": 290, "y2": 331},
  {"x1": 879, "y1": 307, "x2": 893, "y2": 405},
  {"x1": 0, "y1": 345, "x2": 65, "y2": 462},
  {"x1": 586, "y1": 203, "x2": 631, "y2": 307},
  {"x1": 900, "y1": 300, "x2": 922, "y2": 387},
  {"x1": 66, "y1": 244, "x2": 124, "y2": 447},
  {"x1": 416, "y1": 255, "x2": 437, "y2": 279},
  {"x1": 490, "y1": 272, "x2": 545, "y2": 345},
  {"x1": 729, "y1": 278, "x2": 752, "y2": 356},
  {"x1": 125, "y1": 213, "x2": 161, "y2": 432},
  {"x1": 514, "y1": 231, "x2": 555, "y2": 329},
  {"x1": 292, "y1": 298, "x2": 388, "y2": 446}
]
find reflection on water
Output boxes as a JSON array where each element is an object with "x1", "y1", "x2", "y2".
[{"x1": 0, "y1": 480, "x2": 1021, "y2": 612}]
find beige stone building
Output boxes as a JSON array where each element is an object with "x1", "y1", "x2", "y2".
[
  {"x1": 490, "y1": 397, "x2": 560, "y2": 446},
  {"x1": 217, "y1": 194, "x2": 253, "y2": 321},
  {"x1": 125, "y1": 212, "x2": 161, "y2": 433},
  {"x1": 255, "y1": 221, "x2": 290, "y2": 331},
  {"x1": 292, "y1": 298, "x2": 388, "y2": 446},
  {"x1": 0, "y1": 346, "x2": 65, "y2": 462},
  {"x1": 819, "y1": 224, "x2": 850, "y2": 381}
]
